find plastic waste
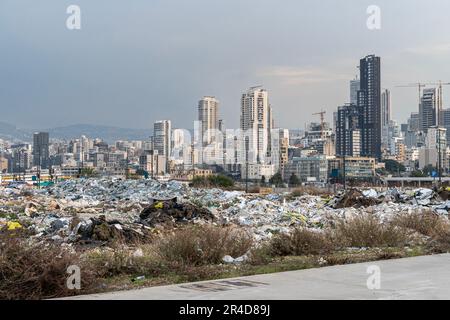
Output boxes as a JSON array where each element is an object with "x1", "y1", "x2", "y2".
[{"x1": 7, "y1": 221, "x2": 22, "y2": 231}]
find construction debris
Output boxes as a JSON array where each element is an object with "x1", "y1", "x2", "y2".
[
  {"x1": 139, "y1": 198, "x2": 215, "y2": 227},
  {"x1": 329, "y1": 189, "x2": 381, "y2": 209},
  {"x1": 222, "y1": 254, "x2": 249, "y2": 265},
  {"x1": 1, "y1": 178, "x2": 450, "y2": 244}
]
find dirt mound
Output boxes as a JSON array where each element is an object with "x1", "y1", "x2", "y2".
[{"x1": 139, "y1": 198, "x2": 215, "y2": 227}]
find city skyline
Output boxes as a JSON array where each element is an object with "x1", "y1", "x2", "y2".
[{"x1": 2, "y1": 0, "x2": 450, "y2": 131}]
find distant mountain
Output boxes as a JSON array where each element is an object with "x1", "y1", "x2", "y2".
[
  {"x1": 0, "y1": 122, "x2": 31, "y2": 143},
  {"x1": 46, "y1": 124, "x2": 150, "y2": 143},
  {"x1": 0, "y1": 122, "x2": 151, "y2": 144}
]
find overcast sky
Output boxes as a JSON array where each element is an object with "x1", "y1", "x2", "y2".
[{"x1": 1, "y1": 0, "x2": 450, "y2": 131}]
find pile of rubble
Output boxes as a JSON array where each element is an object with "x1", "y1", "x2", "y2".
[
  {"x1": 1, "y1": 178, "x2": 450, "y2": 244},
  {"x1": 139, "y1": 197, "x2": 215, "y2": 227}
]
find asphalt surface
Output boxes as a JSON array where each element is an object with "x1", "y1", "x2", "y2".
[{"x1": 66, "y1": 254, "x2": 450, "y2": 300}]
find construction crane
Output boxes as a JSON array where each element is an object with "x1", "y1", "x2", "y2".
[
  {"x1": 396, "y1": 83, "x2": 427, "y2": 106},
  {"x1": 312, "y1": 110, "x2": 326, "y2": 138},
  {"x1": 423, "y1": 81, "x2": 450, "y2": 125}
]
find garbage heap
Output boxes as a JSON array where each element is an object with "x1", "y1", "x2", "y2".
[
  {"x1": 1, "y1": 178, "x2": 450, "y2": 244},
  {"x1": 139, "y1": 197, "x2": 215, "y2": 227}
]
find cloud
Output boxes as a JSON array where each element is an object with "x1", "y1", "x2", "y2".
[{"x1": 258, "y1": 66, "x2": 351, "y2": 85}]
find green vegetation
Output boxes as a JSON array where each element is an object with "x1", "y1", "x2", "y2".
[
  {"x1": 410, "y1": 170, "x2": 427, "y2": 177},
  {"x1": 383, "y1": 159, "x2": 406, "y2": 175},
  {"x1": 409, "y1": 165, "x2": 439, "y2": 178},
  {"x1": 288, "y1": 173, "x2": 301, "y2": 187},
  {"x1": 191, "y1": 174, "x2": 235, "y2": 189},
  {"x1": 260, "y1": 175, "x2": 266, "y2": 186},
  {"x1": 81, "y1": 167, "x2": 97, "y2": 177},
  {"x1": 269, "y1": 171, "x2": 284, "y2": 187}
]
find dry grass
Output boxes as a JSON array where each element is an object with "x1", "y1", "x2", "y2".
[
  {"x1": 335, "y1": 214, "x2": 408, "y2": 248},
  {"x1": 323, "y1": 250, "x2": 405, "y2": 266},
  {"x1": 289, "y1": 186, "x2": 332, "y2": 198},
  {"x1": 392, "y1": 211, "x2": 449, "y2": 237},
  {"x1": 4, "y1": 210, "x2": 450, "y2": 299},
  {"x1": 429, "y1": 228, "x2": 450, "y2": 253},
  {"x1": 0, "y1": 230, "x2": 97, "y2": 300},
  {"x1": 155, "y1": 225, "x2": 253, "y2": 266},
  {"x1": 391, "y1": 211, "x2": 450, "y2": 253},
  {"x1": 269, "y1": 228, "x2": 335, "y2": 256},
  {"x1": 85, "y1": 246, "x2": 164, "y2": 279}
]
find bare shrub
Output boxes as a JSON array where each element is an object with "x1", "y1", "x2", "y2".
[
  {"x1": 269, "y1": 228, "x2": 335, "y2": 256},
  {"x1": 0, "y1": 232, "x2": 96, "y2": 300},
  {"x1": 156, "y1": 225, "x2": 253, "y2": 266},
  {"x1": 392, "y1": 211, "x2": 449, "y2": 237},
  {"x1": 247, "y1": 244, "x2": 273, "y2": 265},
  {"x1": 427, "y1": 225, "x2": 450, "y2": 253},
  {"x1": 335, "y1": 214, "x2": 407, "y2": 248}
]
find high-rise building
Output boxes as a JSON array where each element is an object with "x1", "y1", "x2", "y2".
[
  {"x1": 381, "y1": 89, "x2": 391, "y2": 149},
  {"x1": 33, "y1": 132, "x2": 50, "y2": 169},
  {"x1": 335, "y1": 104, "x2": 362, "y2": 157},
  {"x1": 358, "y1": 55, "x2": 382, "y2": 160},
  {"x1": 240, "y1": 86, "x2": 273, "y2": 164},
  {"x1": 172, "y1": 128, "x2": 192, "y2": 166},
  {"x1": 405, "y1": 112, "x2": 422, "y2": 148},
  {"x1": 198, "y1": 96, "x2": 219, "y2": 146},
  {"x1": 350, "y1": 78, "x2": 360, "y2": 105},
  {"x1": 440, "y1": 108, "x2": 450, "y2": 146},
  {"x1": 270, "y1": 128, "x2": 289, "y2": 174},
  {"x1": 420, "y1": 88, "x2": 438, "y2": 133},
  {"x1": 419, "y1": 126, "x2": 447, "y2": 171},
  {"x1": 408, "y1": 112, "x2": 420, "y2": 132},
  {"x1": 11, "y1": 144, "x2": 32, "y2": 173},
  {"x1": 387, "y1": 120, "x2": 401, "y2": 155},
  {"x1": 153, "y1": 120, "x2": 171, "y2": 171}
]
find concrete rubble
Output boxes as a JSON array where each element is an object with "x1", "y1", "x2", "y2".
[{"x1": 1, "y1": 178, "x2": 449, "y2": 244}]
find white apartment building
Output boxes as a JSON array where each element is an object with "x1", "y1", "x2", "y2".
[
  {"x1": 154, "y1": 120, "x2": 171, "y2": 157},
  {"x1": 240, "y1": 86, "x2": 273, "y2": 164},
  {"x1": 198, "y1": 96, "x2": 219, "y2": 146},
  {"x1": 242, "y1": 163, "x2": 276, "y2": 181},
  {"x1": 381, "y1": 89, "x2": 391, "y2": 150},
  {"x1": 419, "y1": 126, "x2": 447, "y2": 169}
]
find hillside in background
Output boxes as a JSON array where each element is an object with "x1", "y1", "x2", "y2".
[{"x1": 0, "y1": 122, "x2": 150, "y2": 144}]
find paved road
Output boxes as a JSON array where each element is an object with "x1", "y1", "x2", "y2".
[{"x1": 68, "y1": 254, "x2": 450, "y2": 300}]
